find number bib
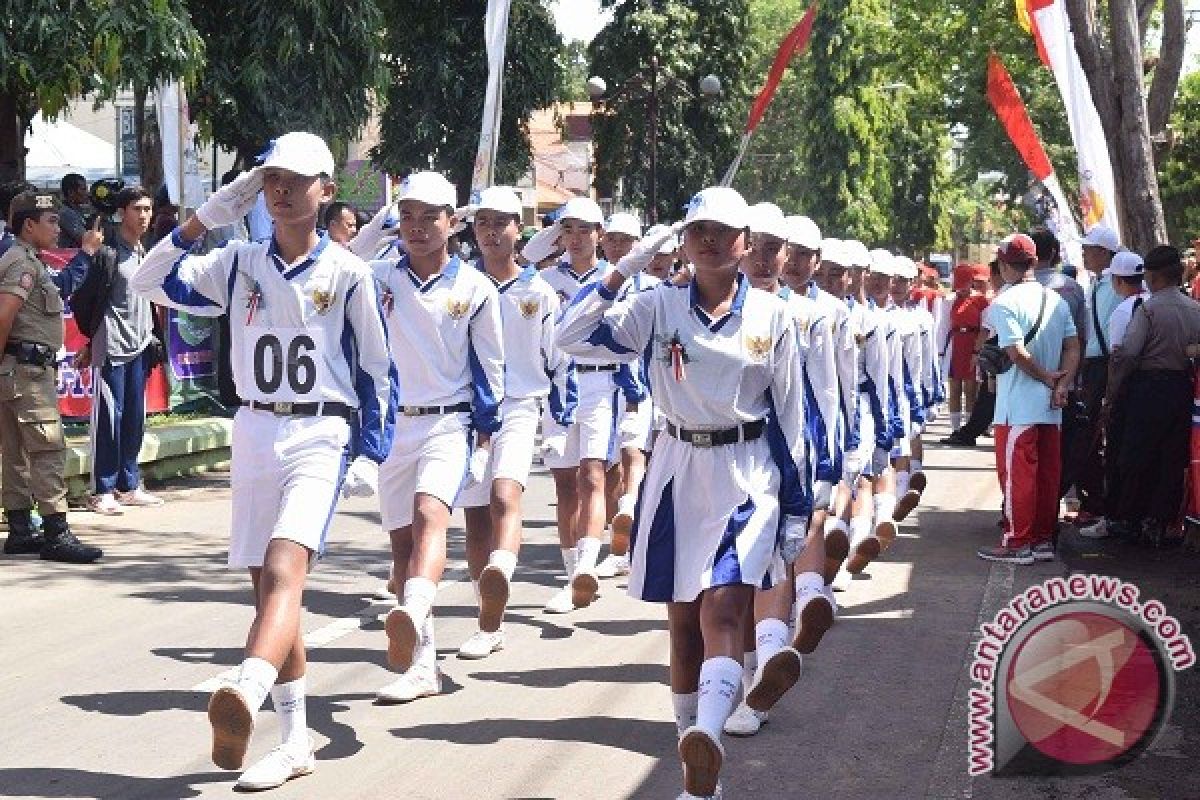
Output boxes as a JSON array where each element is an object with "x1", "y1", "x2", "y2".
[{"x1": 244, "y1": 327, "x2": 326, "y2": 402}]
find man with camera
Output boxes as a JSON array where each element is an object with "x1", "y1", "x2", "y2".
[
  {"x1": 0, "y1": 191, "x2": 102, "y2": 562},
  {"x1": 976, "y1": 233, "x2": 1080, "y2": 565},
  {"x1": 57, "y1": 174, "x2": 90, "y2": 249}
]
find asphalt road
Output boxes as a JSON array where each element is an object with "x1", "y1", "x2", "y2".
[{"x1": 0, "y1": 419, "x2": 1195, "y2": 799}]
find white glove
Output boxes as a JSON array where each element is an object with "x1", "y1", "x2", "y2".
[
  {"x1": 780, "y1": 515, "x2": 810, "y2": 564},
  {"x1": 196, "y1": 168, "x2": 263, "y2": 231},
  {"x1": 462, "y1": 447, "x2": 490, "y2": 490},
  {"x1": 521, "y1": 221, "x2": 563, "y2": 264},
  {"x1": 348, "y1": 202, "x2": 397, "y2": 260},
  {"x1": 613, "y1": 221, "x2": 685, "y2": 278},
  {"x1": 813, "y1": 481, "x2": 833, "y2": 511},
  {"x1": 341, "y1": 457, "x2": 378, "y2": 498}
]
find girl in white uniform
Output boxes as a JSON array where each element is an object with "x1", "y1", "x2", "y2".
[
  {"x1": 456, "y1": 187, "x2": 570, "y2": 659},
  {"x1": 556, "y1": 188, "x2": 809, "y2": 800},
  {"x1": 369, "y1": 172, "x2": 505, "y2": 703}
]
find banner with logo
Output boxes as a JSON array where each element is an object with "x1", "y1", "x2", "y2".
[{"x1": 165, "y1": 309, "x2": 221, "y2": 410}]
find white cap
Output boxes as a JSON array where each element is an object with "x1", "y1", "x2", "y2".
[
  {"x1": 868, "y1": 248, "x2": 899, "y2": 276},
  {"x1": 397, "y1": 171, "x2": 457, "y2": 210},
  {"x1": 259, "y1": 132, "x2": 336, "y2": 177},
  {"x1": 605, "y1": 212, "x2": 643, "y2": 238},
  {"x1": 474, "y1": 186, "x2": 523, "y2": 217},
  {"x1": 844, "y1": 240, "x2": 872, "y2": 269},
  {"x1": 644, "y1": 224, "x2": 678, "y2": 254},
  {"x1": 683, "y1": 187, "x2": 750, "y2": 230},
  {"x1": 560, "y1": 196, "x2": 604, "y2": 226},
  {"x1": 819, "y1": 239, "x2": 848, "y2": 267},
  {"x1": 1081, "y1": 224, "x2": 1120, "y2": 253},
  {"x1": 748, "y1": 202, "x2": 790, "y2": 241},
  {"x1": 893, "y1": 254, "x2": 918, "y2": 280},
  {"x1": 1104, "y1": 250, "x2": 1144, "y2": 277},
  {"x1": 786, "y1": 215, "x2": 822, "y2": 250}
]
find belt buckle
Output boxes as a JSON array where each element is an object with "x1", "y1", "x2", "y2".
[
  {"x1": 274, "y1": 402, "x2": 293, "y2": 416},
  {"x1": 692, "y1": 431, "x2": 713, "y2": 448},
  {"x1": 402, "y1": 406, "x2": 420, "y2": 417}
]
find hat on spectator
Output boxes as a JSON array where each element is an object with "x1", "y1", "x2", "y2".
[
  {"x1": 785, "y1": 215, "x2": 822, "y2": 250},
  {"x1": 1104, "y1": 250, "x2": 1145, "y2": 277},
  {"x1": 397, "y1": 171, "x2": 458, "y2": 210},
  {"x1": 1080, "y1": 224, "x2": 1121, "y2": 253},
  {"x1": 996, "y1": 233, "x2": 1038, "y2": 266},
  {"x1": 259, "y1": 132, "x2": 336, "y2": 178},
  {"x1": 748, "y1": 202, "x2": 790, "y2": 241},
  {"x1": 9, "y1": 191, "x2": 58, "y2": 215},
  {"x1": 605, "y1": 212, "x2": 642, "y2": 238}
]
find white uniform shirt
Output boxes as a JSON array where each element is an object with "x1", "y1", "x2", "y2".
[
  {"x1": 848, "y1": 297, "x2": 894, "y2": 452},
  {"x1": 1108, "y1": 292, "x2": 1150, "y2": 349},
  {"x1": 783, "y1": 288, "x2": 840, "y2": 489},
  {"x1": 556, "y1": 274, "x2": 810, "y2": 520},
  {"x1": 808, "y1": 283, "x2": 858, "y2": 437},
  {"x1": 370, "y1": 254, "x2": 505, "y2": 433},
  {"x1": 132, "y1": 229, "x2": 396, "y2": 462},
  {"x1": 541, "y1": 259, "x2": 618, "y2": 368},
  {"x1": 907, "y1": 301, "x2": 939, "y2": 410}
]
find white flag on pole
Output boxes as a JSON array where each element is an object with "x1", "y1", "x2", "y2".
[
  {"x1": 470, "y1": 0, "x2": 513, "y2": 200},
  {"x1": 156, "y1": 81, "x2": 204, "y2": 208},
  {"x1": 1030, "y1": 0, "x2": 1119, "y2": 233}
]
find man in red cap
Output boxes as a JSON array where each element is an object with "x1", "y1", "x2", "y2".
[{"x1": 977, "y1": 233, "x2": 1081, "y2": 564}]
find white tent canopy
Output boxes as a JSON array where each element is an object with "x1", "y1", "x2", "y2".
[{"x1": 24, "y1": 113, "x2": 117, "y2": 189}]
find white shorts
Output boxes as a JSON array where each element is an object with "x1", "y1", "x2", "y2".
[
  {"x1": 379, "y1": 413, "x2": 471, "y2": 529},
  {"x1": 457, "y1": 396, "x2": 541, "y2": 508},
  {"x1": 229, "y1": 408, "x2": 350, "y2": 568},
  {"x1": 542, "y1": 370, "x2": 623, "y2": 469},
  {"x1": 618, "y1": 399, "x2": 654, "y2": 453}
]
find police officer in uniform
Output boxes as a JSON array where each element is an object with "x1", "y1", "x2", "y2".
[{"x1": 0, "y1": 191, "x2": 102, "y2": 562}]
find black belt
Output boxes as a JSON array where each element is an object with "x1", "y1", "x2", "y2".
[
  {"x1": 956, "y1": 326, "x2": 979, "y2": 334},
  {"x1": 4, "y1": 341, "x2": 57, "y2": 368},
  {"x1": 246, "y1": 400, "x2": 355, "y2": 420},
  {"x1": 577, "y1": 364, "x2": 619, "y2": 373},
  {"x1": 666, "y1": 419, "x2": 765, "y2": 448},
  {"x1": 399, "y1": 401, "x2": 471, "y2": 417}
]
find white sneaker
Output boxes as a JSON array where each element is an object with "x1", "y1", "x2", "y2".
[
  {"x1": 235, "y1": 737, "x2": 315, "y2": 790},
  {"x1": 676, "y1": 787, "x2": 723, "y2": 800},
  {"x1": 457, "y1": 629, "x2": 505, "y2": 660},
  {"x1": 723, "y1": 702, "x2": 768, "y2": 736},
  {"x1": 88, "y1": 493, "x2": 123, "y2": 516},
  {"x1": 595, "y1": 553, "x2": 630, "y2": 579},
  {"x1": 543, "y1": 585, "x2": 575, "y2": 614},
  {"x1": 832, "y1": 566, "x2": 853, "y2": 592},
  {"x1": 375, "y1": 668, "x2": 442, "y2": 704},
  {"x1": 1079, "y1": 519, "x2": 1113, "y2": 539},
  {"x1": 115, "y1": 488, "x2": 164, "y2": 507}
]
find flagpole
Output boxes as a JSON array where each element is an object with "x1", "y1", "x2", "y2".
[{"x1": 720, "y1": 132, "x2": 752, "y2": 188}]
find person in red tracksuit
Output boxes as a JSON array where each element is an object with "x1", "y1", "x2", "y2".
[{"x1": 945, "y1": 264, "x2": 989, "y2": 430}]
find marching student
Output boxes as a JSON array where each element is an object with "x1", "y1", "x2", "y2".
[
  {"x1": 866, "y1": 250, "x2": 907, "y2": 548},
  {"x1": 557, "y1": 188, "x2": 810, "y2": 800},
  {"x1": 888, "y1": 256, "x2": 930, "y2": 522},
  {"x1": 369, "y1": 171, "x2": 504, "y2": 702},
  {"x1": 723, "y1": 203, "x2": 836, "y2": 738},
  {"x1": 538, "y1": 197, "x2": 628, "y2": 613},
  {"x1": 131, "y1": 132, "x2": 395, "y2": 789},
  {"x1": 456, "y1": 187, "x2": 570, "y2": 658}
]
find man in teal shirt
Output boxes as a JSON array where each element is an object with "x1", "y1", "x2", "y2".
[{"x1": 1076, "y1": 225, "x2": 1121, "y2": 524}]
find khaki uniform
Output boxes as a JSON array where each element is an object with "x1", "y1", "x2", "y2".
[{"x1": 0, "y1": 239, "x2": 68, "y2": 514}]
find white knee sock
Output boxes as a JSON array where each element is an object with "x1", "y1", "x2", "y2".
[
  {"x1": 235, "y1": 657, "x2": 278, "y2": 714},
  {"x1": 754, "y1": 618, "x2": 790, "y2": 672},
  {"x1": 874, "y1": 493, "x2": 897, "y2": 525},
  {"x1": 849, "y1": 514, "x2": 873, "y2": 546},
  {"x1": 576, "y1": 536, "x2": 602, "y2": 572},
  {"x1": 911, "y1": 458, "x2": 923, "y2": 475},
  {"x1": 414, "y1": 611, "x2": 437, "y2": 674},
  {"x1": 740, "y1": 651, "x2": 758, "y2": 698},
  {"x1": 561, "y1": 547, "x2": 577, "y2": 577},
  {"x1": 403, "y1": 576, "x2": 438, "y2": 626},
  {"x1": 825, "y1": 517, "x2": 849, "y2": 539},
  {"x1": 270, "y1": 677, "x2": 308, "y2": 747},
  {"x1": 672, "y1": 691, "x2": 698, "y2": 738},
  {"x1": 896, "y1": 470, "x2": 910, "y2": 497},
  {"x1": 695, "y1": 657, "x2": 742, "y2": 740},
  {"x1": 488, "y1": 549, "x2": 518, "y2": 581}
]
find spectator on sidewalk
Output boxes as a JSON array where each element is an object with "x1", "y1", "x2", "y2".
[
  {"x1": 1097, "y1": 246, "x2": 1200, "y2": 545},
  {"x1": 323, "y1": 201, "x2": 359, "y2": 245},
  {"x1": 977, "y1": 233, "x2": 1080, "y2": 565},
  {"x1": 1073, "y1": 225, "x2": 1122, "y2": 526},
  {"x1": 72, "y1": 187, "x2": 165, "y2": 515},
  {"x1": 945, "y1": 264, "x2": 988, "y2": 431},
  {"x1": 57, "y1": 173, "x2": 89, "y2": 249},
  {"x1": 943, "y1": 261, "x2": 1003, "y2": 446}
]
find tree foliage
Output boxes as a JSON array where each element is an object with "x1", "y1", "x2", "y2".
[
  {"x1": 588, "y1": 0, "x2": 752, "y2": 222},
  {"x1": 1160, "y1": 71, "x2": 1200, "y2": 245},
  {"x1": 371, "y1": 0, "x2": 565, "y2": 203},
  {"x1": 187, "y1": 0, "x2": 387, "y2": 168}
]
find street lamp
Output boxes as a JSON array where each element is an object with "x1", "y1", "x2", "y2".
[{"x1": 588, "y1": 66, "x2": 722, "y2": 224}]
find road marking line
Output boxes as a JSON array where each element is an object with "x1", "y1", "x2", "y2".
[
  {"x1": 836, "y1": 609, "x2": 914, "y2": 620},
  {"x1": 191, "y1": 562, "x2": 468, "y2": 692}
]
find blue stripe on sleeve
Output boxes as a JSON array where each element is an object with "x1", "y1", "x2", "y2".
[
  {"x1": 468, "y1": 336, "x2": 502, "y2": 434},
  {"x1": 342, "y1": 283, "x2": 397, "y2": 463},
  {"x1": 162, "y1": 248, "x2": 220, "y2": 309},
  {"x1": 803, "y1": 372, "x2": 835, "y2": 482},
  {"x1": 765, "y1": 390, "x2": 812, "y2": 519},
  {"x1": 547, "y1": 360, "x2": 578, "y2": 425}
]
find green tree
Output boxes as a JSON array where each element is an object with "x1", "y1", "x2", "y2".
[
  {"x1": 187, "y1": 0, "x2": 387, "y2": 170},
  {"x1": 588, "y1": 0, "x2": 752, "y2": 222},
  {"x1": 1159, "y1": 71, "x2": 1200, "y2": 245},
  {"x1": 0, "y1": 1, "x2": 100, "y2": 181},
  {"x1": 92, "y1": 0, "x2": 205, "y2": 195},
  {"x1": 371, "y1": 0, "x2": 565, "y2": 203}
]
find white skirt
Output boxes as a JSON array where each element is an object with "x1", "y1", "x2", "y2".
[{"x1": 628, "y1": 432, "x2": 786, "y2": 603}]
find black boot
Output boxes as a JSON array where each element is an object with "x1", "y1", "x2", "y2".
[
  {"x1": 3, "y1": 509, "x2": 45, "y2": 555},
  {"x1": 39, "y1": 513, "x2": 102, "y2": 564}
]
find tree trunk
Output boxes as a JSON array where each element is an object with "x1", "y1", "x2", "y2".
[
  {"x1": 0, "y1": 92, "x2": 26, "y2": 183},
  {"x1": 134, "y1": 84, "x2": 164, "y2": 197},
  {"x1": 1147, "y1": 0, "x2": 1185, "y2": 136}
]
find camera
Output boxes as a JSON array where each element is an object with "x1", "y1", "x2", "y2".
[{"x1": 89, "y1": 178, "x2": 125, "y2": 216}]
